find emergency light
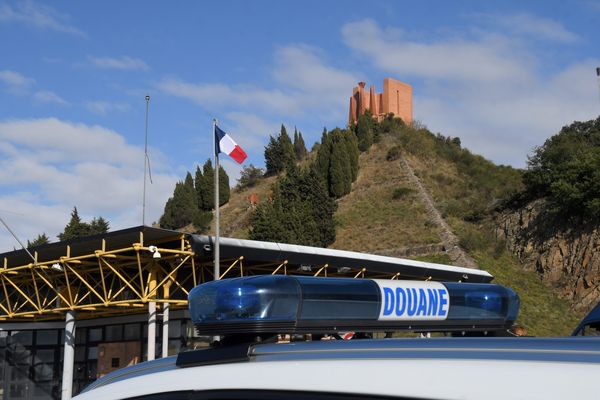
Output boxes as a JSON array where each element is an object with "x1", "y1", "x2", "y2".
[{"x1": 188, "y1": 276, "x2": 519, "y2": 336}]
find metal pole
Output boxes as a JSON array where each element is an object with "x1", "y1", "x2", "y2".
[
  {"x1": 61, "y1": 311, "x2": 76, "y2": 400},
  {"x1": 148, "y1": 301, "x2": 156, "y2": 360},
  {"x1": 213, "y1": 118, "x2": 220, "y2": 280},
  {"x1": 162, "y1": 284, "x2": 170, "y2": 358},
  {"x1": 142, "y1": 95, "x2": 150, "y2": 226},
  {"x1": 147, "y1": 267, "x2": 157, "y2": 361}
]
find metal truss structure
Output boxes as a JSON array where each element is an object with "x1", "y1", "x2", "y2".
[
  {"x1": 0, "y1": 233, "x2": 396, "y2": 322},
  {"x1": 1, "y1": 227, "x2": 491, "y2": 322}
]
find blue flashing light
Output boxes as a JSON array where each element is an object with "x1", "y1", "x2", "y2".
[{"x1": 188, "y1": 276, "x2": 520, "y2": 335}]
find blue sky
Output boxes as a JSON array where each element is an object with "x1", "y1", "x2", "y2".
[{"x1": 0, "y1": 0, "x2": 599, "y2": 251}]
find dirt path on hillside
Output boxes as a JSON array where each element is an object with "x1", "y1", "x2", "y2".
[{"x1": 399, "y1": 155, "x2": 479, "y2": 269}]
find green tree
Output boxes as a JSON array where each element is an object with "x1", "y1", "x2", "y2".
[
  {"x1": 236, "y1": 164, "x2": 264, "y2": 191},
  {"x1": 356, "y1": 110, "x2": 374, "y2": 151},
  {"x1": 294, "y1": 128, "x2": 308, "y2": 160},
  {"x1": 195, "y1": 160, "x2": 230, "y2": 210},
  {"x1": 27, "y1": 233, "x2": 50, "y2": 248},
  {"x1": 264, "y1": 125, "x2": 296, "y2": 175},
  {"x1": 329, "y1": 130, "x2": 352, "y2": 197},
  {"x1": 58, "y1": 207, "x2": 86, "y2": 241},
  {"x1": 264, "y1": 135, "x2": 283, "y2": 176},
  {"x1": 250, "y1": 167, "x2": 336, "y2": 247},
  {"x1": 58, "y1": 207, "x2": 110, "y2": 240},
  {"x1": 89, "y1": 217, "x2": 110, "y2": 235},
  {"x1": 218, "y1": 165, "x2": 230, "y2": 206},
  {"x1": 523, "y1": 117, "x2": 600, "y2": 220},
  {"x1": 160, "y1": 172, "x2": 211, "y2": 231}
]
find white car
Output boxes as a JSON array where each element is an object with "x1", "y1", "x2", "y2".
[{"x1": 75, "y1": 276, "x2": 600, "y2": 400}]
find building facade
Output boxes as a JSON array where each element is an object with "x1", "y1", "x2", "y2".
[{"x1": 348, "y1": 78, "x2": 413, "y2": 126}]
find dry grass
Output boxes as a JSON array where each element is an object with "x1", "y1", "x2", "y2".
[
  {"x1": 208, "y1": 175, "x2": 278, "y2": 238},
  {"x1": 332, "y1": 137, "x2": 442, "y2": 253}
]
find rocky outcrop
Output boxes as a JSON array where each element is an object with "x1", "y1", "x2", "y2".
[{"x1": 496, "y1": 200, "x2": 600, "y2": 311}]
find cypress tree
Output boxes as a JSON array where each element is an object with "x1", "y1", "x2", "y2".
[
  {"x1": 249, "y1": 167, "x2": 336, "y2": 247},
  {"x1": 218, "y1": 165, "x2": 230, "y2": 206},
  {"x1": 264, "y1": 135, "x2": 282, "y2": 176},
  {"x1": 329, "y1": 130, "x2": 352, "y2": 197},
  {"x1": 58, "y1": 207, "x2": 86, "y2": 241},
  {"x1": 344, "y1": 129, "x2": 360, "y2": 181},
  {"x1": 279, "y1": 124, "x2": 296, "y2": 171},
  {"x1": 160, "y1": 173, "x2": 208, "y2": 230},
  {"x1": 356, "y1": 111, "x2": 374, "y2": 151},
  {"x1": 294, "y1": 128, "x2": 308, "y2": 160},
  {"x1": 194, "y1": 165, "x2": 205, "y2": 210}
]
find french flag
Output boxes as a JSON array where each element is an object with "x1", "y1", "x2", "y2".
[{"x1": 215, "y1": 125, "x2": 247, "y2": 164}]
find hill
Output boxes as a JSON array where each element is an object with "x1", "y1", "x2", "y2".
[{"x1": 210, "y1": 122, "x2": 585, "y2": 336}]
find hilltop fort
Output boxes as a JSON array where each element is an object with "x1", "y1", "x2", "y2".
[{"x1": 349, "y1": 77, "x2": 413, "y2": 126}]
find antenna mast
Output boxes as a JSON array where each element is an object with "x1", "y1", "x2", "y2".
[{"x1": 143, "y1": 95, "x2": 150, "y2": 226}]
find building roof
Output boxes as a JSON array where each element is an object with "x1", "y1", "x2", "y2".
[{"x1": 188, "y1": 235, "x2": 493, "y2": 283}]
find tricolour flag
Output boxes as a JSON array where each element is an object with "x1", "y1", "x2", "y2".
[{"x1": 215, "y1": 125, "x2": 247, "y2": 164}]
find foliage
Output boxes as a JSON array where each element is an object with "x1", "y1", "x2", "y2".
[
  {"x1": 522, "y1": 117, "x2": 600, "y2": 221},
  {"x1": 58, "y1": 207, "x2": 110, "y2": 241},
  {"x1": 264, "y1": 125, "x2": 296, "y2": 175},
  {"x1": 27, "y1": 233, "x2": 50, "y2": 248},
  {"x1": 195, "y1": 159, "x2": 230, "y2": 210},
  {"x1": 394, "y1": 124, "x2": 523, "y2": 221},
  {"x1": 315, "y1": 128, "x2": 359, "y2": 198},
  {"x1": 293, "y1": 128, "x2": 308, "y2": 160},
  {"x1": 392, "y1": 187, "x2": 413, "y2": 200},
  {"x1": 355, "y1": 110, "x2": 374, "y2": 151},
  {"x1": 386, "y1": 145, "x2": 402, "y2": 161},
  {"x1": 160, "y1": 173, "x2": 211, "y2": 232},
  {"x1": 249, "y1": 167, "x2": 336, "y2": 247},
  {"x1": 235, "y1": 164, "x2": 265, "y2": 191}
]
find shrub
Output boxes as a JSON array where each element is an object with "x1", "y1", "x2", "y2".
[
  {"x1": 386, "y1": 145, "x2": 402, "y2": 161},
  {"x1": 392, "y1": 187, "x2": 413, "y2": 199}
]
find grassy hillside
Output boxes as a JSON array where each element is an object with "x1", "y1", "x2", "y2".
[
  {"x1": 216, "y1": 123, "x2": 582, "y2": 335},
  {"x1": 331, "y1": 137, "x2": 442, "y2": 255}
]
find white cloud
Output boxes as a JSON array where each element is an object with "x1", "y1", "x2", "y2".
[
  {"x1": 0, "y1": 0, "x2": 86, "y2": 37},
  {"x1": 89, "y1": 56, "x2": 149, "y2": 71},
  {"x1": 86, "y1": 101, "x2": 130, "y2": 115},
  {"x1": 159, "y1": 44, "x2": 358, "y2": 117},
  {"x1": 0, "y1": 70, "x2": 35, "y2": 93},
  {"x1": 0, "y1": 118, "x2": 179, "y2": 252},
  {"x1": 33, "y1": 90, "x2": 68, "y2": 105},
  {"x1": 157, "y1": 78, "x2": 296, "y2": 115},
  {"x1": 342, "y1": 19, "x2": 532, "y2": 84},
  {"x1": 472, "y1": 13, "x2": 579, "y2": 43},
  {"x1": 341, "y1": 19, "x2": 599, "y2": 167}
]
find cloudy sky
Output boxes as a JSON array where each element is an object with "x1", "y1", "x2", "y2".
[{"x1": 0, "y1": 0, "x2": 599, "y2": 252}]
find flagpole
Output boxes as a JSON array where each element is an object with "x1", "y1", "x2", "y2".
[{"x1": 213, "y1": 118, "x2": 220, "y2": 281}]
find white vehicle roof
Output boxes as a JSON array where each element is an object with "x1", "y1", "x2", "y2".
[{"x1": 76, "y1": 337, "x2": 600, "y2": 400}]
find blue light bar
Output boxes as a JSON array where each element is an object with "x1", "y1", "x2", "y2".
[{"x1": 188, "y1": 276, "x2": 519, "y2": 335}]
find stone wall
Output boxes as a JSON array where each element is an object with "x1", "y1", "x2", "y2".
[{"x1": 496, "y1": 200, "x2": 600, "y2": 311}]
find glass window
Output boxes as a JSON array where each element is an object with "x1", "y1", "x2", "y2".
[
  {"x1": 168, "y1": 321, "x2": 182, "y2": 338},
  {"x1": 10, "y1": 331, "x2": 33, "y2": 346},
  {"x1": 33, "y1": 363, "x2": 54, "y2": 382},
  {"x1": 105, "y1": 325, "x2": 123, "y2": 341},
  {"x1": 124, "y1": 324, "x2": 140, "y2": 340},
  {"x1": 168, "y1": 339, "x2": 181, "y2": 356},
  {"x1": 75, "y1": 328, "x2": 87, "y2": 344},
  {"x1": 88, "y1": 328, "x2": 103, "y2": 342},
  {"x1": 36, "y1": 330, "x2": 58, "y2": 346},
  {"x1": 34, "y1": 349, "x2": 55, "y2": 363},
  {"x1": 87, "y1": 346, "x2": 98, "y2": 360},
  {"x1": 75, "y1": 346, "x2": 86, "y2": 362}
]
